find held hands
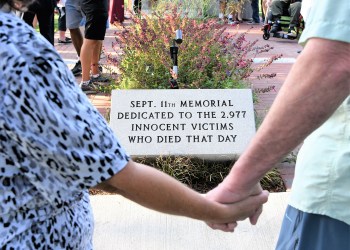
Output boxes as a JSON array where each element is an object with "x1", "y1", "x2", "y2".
[
  {"x1": 205, "y1": 189, "x2": 269, "y2": 232},
  {"x1": 205, "y1": 182, "x2": 268, "y2": 232}
]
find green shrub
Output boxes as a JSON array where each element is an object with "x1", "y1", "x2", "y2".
[
  {"x1": 108, "y1": 4, "x2": 279, "y2": 91},
  {"x1": 136, "y1": 156, "x2": 285, "y2": 193}
]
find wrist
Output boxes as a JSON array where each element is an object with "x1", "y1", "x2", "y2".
[{"x1": 223, "y1": 158, "x2": 264, "y2": 194}]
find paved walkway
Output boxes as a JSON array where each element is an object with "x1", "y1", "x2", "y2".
[
  {"x1": 54, "y1": 18, "x2": 303, "y2": 250},
  {"x1": 91, "y1": 193, "x2": 290, "y2": 250}
]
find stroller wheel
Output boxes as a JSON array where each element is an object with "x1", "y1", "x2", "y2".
[{"x1": 263, "y1": 33, "x2": 270, "y2": 40}]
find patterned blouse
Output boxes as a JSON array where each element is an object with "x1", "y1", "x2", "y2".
[{"x1": 0, "y1": 9, "x2": 129, "y2": 249}]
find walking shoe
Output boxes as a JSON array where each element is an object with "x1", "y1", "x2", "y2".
[
  {"x1": 80, "y1": 80, "x2": 98, "y2": 94},
  {"x1": 247, "y1": 20, "x2": 260, "y2": 25},
  {"x1": 71, "y1": 60, "x2": 82, "y2": 76},
  {"x1": 270, "y1": 22, "x2": 282, "y2": 33},
  {"x1": 98, "y1": 64, "x2": 103, "y2": 73},
  {"x1": 90, "y1": 74, "x2": 110, "y2": 84},
  {"x1": 287, "y1": 26, "x2": 297, "y2": 37},
  {"x1": 58, "y1": 37, "x2": 72, "y2": 44},
  {"x1": 228, "y1": 14, "x2": 234, "y2": 24}
]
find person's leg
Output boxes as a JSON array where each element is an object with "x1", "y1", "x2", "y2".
[
  {"x1": 91, "y1": 42, "x2": 103, "y2": 75},
  {"x1": 58, "y1": 7, "x2": 72, "y2": 43},
  {"x1": 288, "y1": 1, "x2": 301, "y2": 26},
  {"x1": 219, "y1": 0, "x2": 226, "y2": 19},
  {"x1": 36, "y1": 10, "x2": 55, "y2": 45},
  {"x1": 22, "y1": 11, "x2": 35, "y2": 28},
  {"x1": 269, "y1": 0, "x2": 283, "y2": 20},
  {"x1": 269, "y1": 0, "x2": 283, "y2": 33},
  {"x1": 66, "y1": 0, "x2": 84, "y2": 75},
  {"x1": 287, "y1": 2, "x2": 301, "y2": 37},
  {"x1": 80, "y1": 39, "x2": 99, "y2": 81},
  {"x1": 251, "y1": 0, "x2": 260, "y2": 23},
  {"x1": 276, "y1": 205, "x2": 350, "y2": 250},
  {"x1": 35, "y1": 0, "x2": 55, "y2": 45},
  {"x1": 70, "y1": 29, "x2": 84, "y2": 57},
  {"x1": 80, "y1": 0, "x2": 109, "y2": 86},
  {"x1": 227, "y1": 1, "x2": 234, "y2": 24}
]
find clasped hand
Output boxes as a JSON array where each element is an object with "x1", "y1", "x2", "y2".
[{"x1": 205, "y1": 182, "x2": 268, "y2": 232}]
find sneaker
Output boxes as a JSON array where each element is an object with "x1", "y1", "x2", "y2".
[
  {"x1": 90, "y1": 74, "x2": 110, "y2": 84},
  {"x1": 58, "y1": 37, "x2": 72, "y2": 44},
  {"x1": 80, "y1": 80, "x2": 98, "y2": 93},
  {"x1": 287, "y1": 26, "x2": 297, "y2": 37},
  {"x1": 228, "y1": 18, "x2": 235, "y2": 25},
  {"x1": 247, "y1": 20, "x2": 260, "y2": 25},
  {"x1": 71, "y1": 61, "x2": 82, "y2": 76},
  {"x1": 100, "y1": 50, "x2": 106, "y2": 59},
  {"x1": 270, "y1": 22, "x2": 282, "y2": 33}
]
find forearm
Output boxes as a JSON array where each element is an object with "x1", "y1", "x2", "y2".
[
  {"x1": 97, "y1": 160, "x2": 227, "y2": 222},
  {"x1": 226, "y1": 38, "x2": 350, "y2": 189}
]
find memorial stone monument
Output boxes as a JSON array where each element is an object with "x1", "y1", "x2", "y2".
[{"x1": 110, "y1": 89, "x2": 255, "y2": 160}]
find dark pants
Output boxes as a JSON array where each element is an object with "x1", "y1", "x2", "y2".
[
  {"x1": 269, "y1": 0, "x2": 301, "y2": 26},
  {"x1": 134, "y1": 0, "x2": 142, "y2": 15},
  {"x1": 22, "y1": 0, "x2": 56, "y2": 45},
  {"x1": 251, "y1": 0, "x2": 260, "y2": 23},
  {"x1": 58, "y1": 7, "x2": 67, "y2": 32}
]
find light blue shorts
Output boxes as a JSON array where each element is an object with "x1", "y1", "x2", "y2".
[
  {"x1": 65, "y1": 0, "x2": 84, "y2": 29},
  {"x1": 276, "y1": 205, "x2": 350, "y2": 250}
]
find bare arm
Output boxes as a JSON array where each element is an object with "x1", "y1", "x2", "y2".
[
  {"x1": 95, "y1": 159, "x2": 268, "y2": 227},
  {"x1": 225, "y1": 38, "x2": 350, "y2": 193},
  {"x1": 205, "y1": 38, "x2": 350, "y2": 229}
]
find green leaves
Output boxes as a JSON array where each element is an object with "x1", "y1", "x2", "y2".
[{"x1": 109, "y1": 4, "x2": 277, "y2": 94}]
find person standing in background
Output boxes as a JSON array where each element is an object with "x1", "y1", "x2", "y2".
[
  {"x1": 57, "y1": 0, "x2": 73, "y2": 44},
  {"x1": 65, "y1": 0, "x2": 84, "y2": 76},
  {"x1": 109, "y1": 0, "x2": 125, "y2": 24},
  {"x1": 79, "y1": 0, "x2": 110, "y2": 92},
  {"x1": 22, "y1": 0, "x2": 56, "y2": 45},
  {"x1": 248, "y1": 0, "x2": 260, "y2": 24}
]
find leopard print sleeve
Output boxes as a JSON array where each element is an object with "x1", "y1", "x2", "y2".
[
  {"x1": 0, "y1": 11, "x2": 131, "y2": 248},
  {"x1": 0, "y1": 13, "x2": 130, "y2": 201}
]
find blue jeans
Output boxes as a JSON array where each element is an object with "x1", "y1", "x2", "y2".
[{"x1": 251, "y1": 0, "x2": 260, "y2": 23}]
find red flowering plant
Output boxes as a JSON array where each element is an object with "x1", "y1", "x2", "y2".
[{"x1": 108, "y1": 4, "x2": 280, "y2": 94}]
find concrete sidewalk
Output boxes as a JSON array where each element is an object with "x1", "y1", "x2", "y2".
[{"x1": 91, "y1": 193, "x2": 290, "y2": 250}]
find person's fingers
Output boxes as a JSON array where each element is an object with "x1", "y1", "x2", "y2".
[
  {"x1": 228, "y1": 190, "x2": 269, "y2": 220},
  {"x1": 224, "y1": 222, "x2": 237, "y2": 231},
  {"x1": 249, "y1": 205, "x2": 263, "y2": 225},
  {"x1": 206, "y1": 222, "x2": 237, "y2": 232}
]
